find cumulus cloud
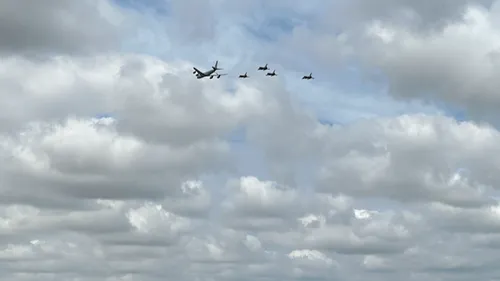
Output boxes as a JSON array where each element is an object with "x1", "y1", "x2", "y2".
[
  {"x1": 272, "y1": 0, "x2": 500, "y2": 120},
  {"x1": 361, "y1": 5, "x2": 500, "y2": 115},
  {"x1": 0, "y1": 0, "x2": 135, "y2": 56},
  {"x1": 316, "y1": 114, "x2": 500, "y2": 207},
  {"x1": 4, "y1": 0, "x2": 500, "y2": 280},
  {"x1": 335, "y1": 0, "x2": 494, "y2": 29}
]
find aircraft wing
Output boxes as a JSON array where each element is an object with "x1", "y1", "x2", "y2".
[{"x1": 193, "y1": 67, "x2": 204, "y2": 75}]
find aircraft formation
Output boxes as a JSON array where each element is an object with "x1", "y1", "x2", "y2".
[{"x1": 192, "y1": 61, "x2": 314, "y2": 80}]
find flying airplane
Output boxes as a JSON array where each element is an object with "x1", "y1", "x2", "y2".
[
  {"x1": 209, "y1": 73, "x2": 227, "y2": 79},
  {"x1": 239, "y1": 72, "x2": 249, "y2": 78},
  {"x1": 258, "y1": 64, "x2": 269, "y2": 71},
  {"x1": 193, "y1": 61, "x2": 222, "y2": 79},
  {"x1": 302, "y1": 73, "x2": 314, "y2": 80},
  {"x1": 266, "y1": 70, "x2": 277, "y2": 76}
]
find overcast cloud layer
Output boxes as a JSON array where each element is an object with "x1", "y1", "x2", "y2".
[{"x1": 1, "y1": 0, "x2": 500, "y2": 280}]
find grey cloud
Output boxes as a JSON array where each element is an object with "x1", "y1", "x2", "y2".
[
  {"x1": 0, "y1": 0, "x2": 133, "y2": 56},
  {"x1": 315, "y1": 115, "x2": 499, "y2": 207},
  {"x1": 334, "y1": 0, "x2": 494, "y2": 30},
  {"x1": 425, "y1": 202, "x2": 500, "y2": 233},
  {"x1": 222, "y1": 176, "x2": 304, "y2": 218},
  {"x1": 167, "y1": 0, "x2": 216, "y2": 43},
  {"x1": 4, "y1": 4, "x2": 500, "y2": 277},
  {"x1": 268, "y1": 0, "x2": 500, "y2": 121},
  {"x1": 0, "y1": 54, "x2": 265, "y2": 204},
  {"x1": 160, "y1": 180, "x2": 212, "y2": 217},
  {"x1": 355, "y1": 234, "x2": 500, "y2": 277},
  {"x1": 356, "y1": 5, "x2": 500, "y2": 119}
]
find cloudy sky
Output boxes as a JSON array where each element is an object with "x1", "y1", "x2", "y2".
[{"x1": 3, "y1": 0, "x2": 500, "y2": 280}]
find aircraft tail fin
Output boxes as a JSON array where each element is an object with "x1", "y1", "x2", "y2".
[{"x1": 212, "y1": 60, "x2": 221, "y2": 70}]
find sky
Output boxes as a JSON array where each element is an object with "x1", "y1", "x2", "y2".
[{"x1": 3, "y1": 0, "x2": 500, "y2": 280}]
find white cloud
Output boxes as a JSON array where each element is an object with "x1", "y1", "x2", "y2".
[
  {"x1": 361, "y1": 5, "x2": 500, "y2": 114},
  {"x1": 2, "y1": 101, "x2": 500, "y2": 278},
  {"x1": 5, "y1": 0, "x2": 500, "y2": 280},
  {"x1": 274, "y1": 1, "x2": 500, "y2": 121},
  {"x1": 316, "y1": 114, "x2": 499, "y2": 208}
]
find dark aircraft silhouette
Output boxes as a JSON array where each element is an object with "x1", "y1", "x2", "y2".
[
  {"x1": 266, "y1": 70, "x2": 277, "y2": 76},
  {"x1": 209, "y1": 72, "x2": 227, "y2": 79},
  {"x1": 193, "y1": 61, "x2": 222, "y2": 79},
  {"x1": 258, "y1": 64, "x2": 269, "y2": 71},
  {"x1": 239, "y1": 72, "x2": 249, "y2": 78},
  {"x1": 302, "y1": 73, "x2": 314, "y2": 80}
]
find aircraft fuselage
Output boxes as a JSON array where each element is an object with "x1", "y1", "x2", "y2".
[
  {"x1": 193, "y1": 61, "x2": 220, "y2": 79},
  {"x1": 196, "y1": 69, "x2": 216, "y2": 79},
  {"x1": 258, "y1": 64, "x2": 268, "y2": 71},
  {"x1": 302, "y1": 73, "x2": 313, "y2": 79}
]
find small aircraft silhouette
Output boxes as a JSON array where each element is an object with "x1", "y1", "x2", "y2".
[
  {"x1": 302, "y1": 73, "x2": 314, "y2": 80},
  {"x1": 239, "y1": 72, "x2": 249, "y2": 78},
  {"x1": 266, "y1": 70, "x2": 277, "y2": 76},
  {"x1": 209, "y1": 72, "x2": 227, "y2": 79},
  {"x1": 193, "y1": 61, "x2": 222, "y2": 79},
  {"x1": 258, "y1": 64, "x2": 269, "y2": 71}
]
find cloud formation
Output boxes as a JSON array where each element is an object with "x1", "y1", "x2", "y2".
[
  {"x1": 0, "y1": 0, "x2": 135, "y2": 56},
  {"x1": 1, "y1": 0, "x2": 500, "y2": 280},
  {"x1": 275, "y1": 0, "x2": 500, "y2": 120}
]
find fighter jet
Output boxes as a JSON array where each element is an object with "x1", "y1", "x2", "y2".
[
  {"x1": 302, "y1": 73, "x2": 314, "y2": 80},
  {"x1": 239, "y1": 72, "x2": 249, "y2": 78},
  {"x1": 258, "y1": 64, "x2": 269, "y2": 71},
  {"x1": 266, "y1": 70, "x2": 277, "y2": 76},
  {"x1": 209, "y1": 73, "x2": 227, "y2": 79},
  {"x1": 192, "y1": 61, "x2": 222, "y2": 79}
]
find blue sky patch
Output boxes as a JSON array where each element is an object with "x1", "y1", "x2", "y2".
[{"x1": 113, "y1": 0, "x2": 170, "y2": 16}]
